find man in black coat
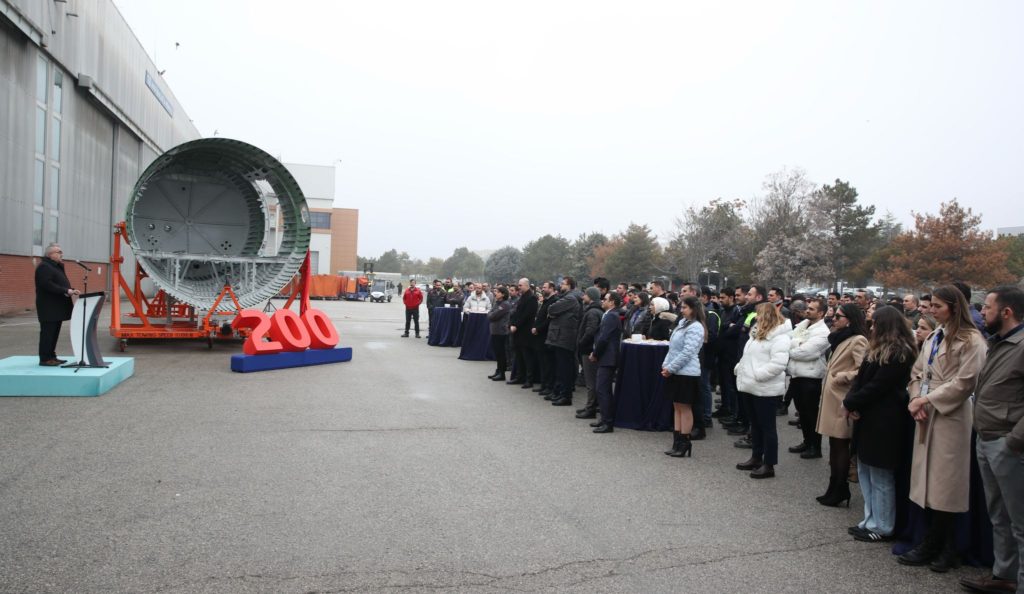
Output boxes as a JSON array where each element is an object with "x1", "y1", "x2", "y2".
[
  {"x1": 35, "y1": 243, "x2": 78, "y2": 366},
  {"x1": 531, "y1": 281, "x2": 558, "y2": 396},
  {"x1": 509, "y1": 278, "x2": 539, "y2": 388},
  {"x1": 546, "y1": 276, "x2": 582, "y2": 406}
]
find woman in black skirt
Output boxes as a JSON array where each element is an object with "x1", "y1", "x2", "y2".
[{"x1": 661, "y1": 296, "x2": 707, "y2": 458}]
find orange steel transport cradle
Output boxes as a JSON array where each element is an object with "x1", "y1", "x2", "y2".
[{"x1": 109, "y1": 222, "x2": 312, "y2": 351}]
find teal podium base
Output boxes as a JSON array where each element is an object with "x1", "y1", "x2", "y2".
[{"x1": 0, "y1": 356, "x2": 134, "y2": 397}]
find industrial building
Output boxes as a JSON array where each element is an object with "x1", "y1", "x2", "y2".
[{"x1": 0, "y1": 0, "x2": 357, "y2": 316}]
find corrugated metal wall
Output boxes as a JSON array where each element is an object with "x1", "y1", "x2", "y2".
[{"x1": 0, "y1": 0, "x2": 200, "y2": 312}]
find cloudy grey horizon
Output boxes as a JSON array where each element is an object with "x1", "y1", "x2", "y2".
[{"x1": 114, "y1": 0, "x2": 1024, "y2": 261}]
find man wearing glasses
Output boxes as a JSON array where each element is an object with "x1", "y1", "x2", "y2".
[{"x1": 35, "y1": 243, "x2": 79, "y2": 366}]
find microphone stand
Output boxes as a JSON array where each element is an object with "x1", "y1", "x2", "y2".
[{"x1": 64, "y1": 261, "x2": 108, "y2": 372}]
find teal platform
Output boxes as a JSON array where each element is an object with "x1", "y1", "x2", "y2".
[{"x1": 0, "y1": 356, "x2": 134, "y2": 397}]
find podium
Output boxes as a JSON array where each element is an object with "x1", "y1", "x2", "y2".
[{"x1": 65, "y1": 292, "x2": 108, "y2": 369}]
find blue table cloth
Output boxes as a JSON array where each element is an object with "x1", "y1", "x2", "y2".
[
  {"x1": 458, "y1": 313, "x2": 494, "y2": 361},
  {"x1": 613, "y1": 341, "x2": 672, "y2": 431},
  {"x1": 428, "y1": 307, "x2": 462, "y2": 347}
]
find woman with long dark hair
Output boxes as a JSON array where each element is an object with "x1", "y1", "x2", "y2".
[
  {"x1": 661, "y1": 296, "x2": 706, "y2": 458},
  {"x1": 898, "y1": 285, "x2": 987, "y2": 572},
  {"x1": 625, "y1": 292, "x2": 652, "y2": 337},
  {"x1": 815, "y1": 303, "x2": 869, "y2": 506},
  {"x1": 843, "y1": 306, "x2": 918, "y2": 542},
  {"x1": 734, "y1": 302, "x2": 792, "y2": 478}
]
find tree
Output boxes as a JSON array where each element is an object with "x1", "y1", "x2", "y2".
[
  {"x1": 425, "y1": 257, "x2": 445, "y2": 279},
  {"x1": 807, "y1": 179, "x2": 878, "y2": 289},
  {"x1": 754, "y1": 234, "x2": 834, "y2": 294},
  {"x1": 604, "y1": 223, "x2": 662, "y2": 284},
  {"x1": 441, "y1": 247, "x2": 485, "y2": 280},
  {"x1": 1000, "y1": 235, "x2": 1024, "y2": 282},
  {"x1": 748, "y1": 167, "x2": 814, "y2": 248},
  {"x1": 588, "y1": 239, "x2": 624, "y2": 280},
  {"x1": 374, "y1": 249, "x2": 406, "y2": 273},
  {"x1": 521, "y1": 234, "x2": 572, "y2": 282},
  {"x1": 849, "y1": 212, "x2": 902, "y2": 286},
  {"x1": 876, "y1": 200, "x2": 1015, "y2": 290},
  {"x1": 663, "y1": 198, "x2": 749, "y2": 286},
  {"x1": 484, "y1": 246, "x2": 524, "y2": 283},
  {"x1": 567, "y1": 233, "x2": 608, "y2": 285}
]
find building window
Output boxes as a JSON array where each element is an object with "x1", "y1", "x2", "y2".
[
  {"x1": 35, "y1": 107, "x2": 46, "y2": 154},
  {"x1": 36, "y1": 55, "x2": 47, "y2": 102},
  {"x1": 50, "y1": 117, "x2": 61, "y2": 160},
  {"x1": 309, "y1": 251, "x2": 320, "y2": 273},
  {"x1": 33, "y1": 211, "x2": 44, "y2": 247},
  {"x1": 309, "y1": 211, "x2": 331, "y2": 229},
  {"x1": 48, "y1": 214, "x2": 59, "y2": 245},
  {"x1": 49, "y1": 166, "x2": 60, "y2": 209},
  {"x1": 53, "y1": 71, "x2": 63, "y2": 114},
  {"x1": 34, "y1": 160, "x2": 45, "y2": 206}
]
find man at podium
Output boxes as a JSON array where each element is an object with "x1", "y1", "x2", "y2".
[{"x1": 35, "y1": 243, "x2": 79, "y2": 366}]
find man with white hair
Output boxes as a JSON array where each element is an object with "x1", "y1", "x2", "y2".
[{"x1": 35, "y1": 243, "x2": 79, "y2": 366}]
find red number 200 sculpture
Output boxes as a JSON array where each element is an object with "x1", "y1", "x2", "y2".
[{"x1": 232, "y1": 308, "x2": 340, "y2": 355}]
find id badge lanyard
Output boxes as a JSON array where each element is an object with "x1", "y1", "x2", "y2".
[
  {"x1": 921, "y1": 330, "x2": 944, "y2": 397},
  {"x1": 918, "y1": 330, "x2": 943, "y2": 442}
]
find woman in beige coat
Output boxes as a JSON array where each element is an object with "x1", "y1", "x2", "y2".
[
  {"x1": 897, "y1": 286, "x2": 987, "y2": 572},
  {"x1": 815, "y1": 304, "x2": 869, "y2": 507}
]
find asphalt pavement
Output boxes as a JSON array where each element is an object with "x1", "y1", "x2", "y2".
[{"x1": 0, "y1": 300, "x2": 977, "y2": 592}]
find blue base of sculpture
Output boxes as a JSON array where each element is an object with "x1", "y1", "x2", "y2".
[{"x1": 230, "y1": 346, "x2": 353, "y2": 373}]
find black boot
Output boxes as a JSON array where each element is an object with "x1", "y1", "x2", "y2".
[
  {"x1": 690, "y1": 426, "x2": 707, "y2": 441},
  {"x1": 736, "y1": 456, "x2": 762, "y2": 471},
  {"x1": 800, "y1": 445, "x2": 823, "y2": 459},
  {"x1": 664, "y1": 432, "x2": 682, "y2": 456},
  {"x1": 928, "y1": 513, "x2": 959, "y2": 572},
  {"x1": 750, "y1": 464, "x2": 775, "y2": 479},
  {"x1": 898, "y1": 515, "x2": 945, "y2": 566},
  {"x1": 818, "y1": 479, "x2": 851, "y2": 507},
  {"x1": 669, "y1": 434, "x2": 692, "y2": 458},
  {"x1": 816, "y1": 477, "x2": 837, "y2": 504}
]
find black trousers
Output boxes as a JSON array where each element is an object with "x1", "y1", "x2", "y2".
[
  {"x1": 717, "y1": 356, "x2": 739, "y2": 416},
  {"x1": 597, "y1": 366, "x2": 617, "y2": 425},
  {"x1": 534, "y1": 343, "x2": 555, "y2": 389},
  {"x1": 553, "y1": 346, "x2": 575, "y2": 399},
  {"x1": 491, "y1": 335, "x2": 508, "y2": 374},
  {"x1": 404, "y1": 308, "x2": 420, "y2": 335},
  {"x1": 748, "y1": 394, "x2": 780, "y2": 465},
  {"x1": 39, "y1": 321, "x2": 62, "y2": 362},
  {"x1": 790, "y1": 377, "x2": 823, "y2": 448},
  {"x1": 513, "y1": 341, "x2": 535, "y2": 382}
]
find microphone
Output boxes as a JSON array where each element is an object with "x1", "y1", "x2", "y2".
[{"x1": 73, "y1": 260, "x2": 92, "y2": 272}]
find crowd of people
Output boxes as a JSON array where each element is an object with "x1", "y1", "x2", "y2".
[{"x1": 401, "y1": 276, "x2": 1023, "y2": 592}]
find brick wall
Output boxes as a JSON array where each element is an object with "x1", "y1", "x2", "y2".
[{"x1": 0, "y1": 255, "x2": 113, "y2": 317}]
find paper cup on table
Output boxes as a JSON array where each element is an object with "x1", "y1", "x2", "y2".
[{"x1": 631, "y1": 334, "x2": 643, "y2": 341}]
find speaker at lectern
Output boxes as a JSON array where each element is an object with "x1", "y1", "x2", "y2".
[{"x1": 65, "y1": 292, "x2": 109, "y2": 369}]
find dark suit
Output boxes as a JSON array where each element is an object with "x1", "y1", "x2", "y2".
[
  {"x1": 592, "y1": 309, "x2": 623, "y2": 425},
  {"x1": 510, "y1": 290, "x2": 539, "y2": 382},
  {"x1": 532, "y1": 293, "x2": 557, "y2": 390},
  {"x1": 35, "y1": 258, "x2": 73, "y2": 362}
]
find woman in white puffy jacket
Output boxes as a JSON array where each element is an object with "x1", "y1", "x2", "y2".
[{"x1": 734, "y1": 303, "x2": 792, "y2": 479}]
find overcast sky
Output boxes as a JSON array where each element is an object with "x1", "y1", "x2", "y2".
[{"x1": 113, "y1": 0, "x2": 1024, "y2": 261}]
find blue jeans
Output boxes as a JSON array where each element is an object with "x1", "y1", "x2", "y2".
[
  {"x1": 857, "y1": 460, "x2": 896, "y2": 536},
  {"x1": 700, "y1": 367, "x2": 713, "y2": 423}
]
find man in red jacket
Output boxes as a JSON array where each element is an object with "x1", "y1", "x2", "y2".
[{"x1": 402, "y1": 278, "x2": 424, "y2": 338}]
